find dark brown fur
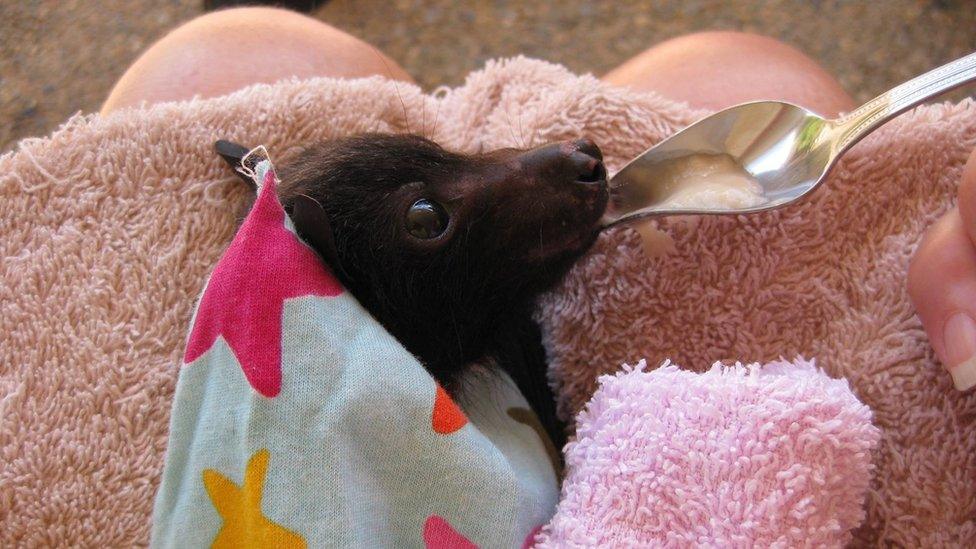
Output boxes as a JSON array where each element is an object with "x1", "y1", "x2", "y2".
[{"x1": 223, "y1": 134, "x2": 608, "y2": 451}]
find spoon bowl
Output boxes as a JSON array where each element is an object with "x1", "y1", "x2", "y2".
[{"x1": 602, "y1": 50, "x2": 976, "y2": 227}]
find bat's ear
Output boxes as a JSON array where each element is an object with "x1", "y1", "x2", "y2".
[
  {"x1": 216, "y1": 141, "x2": 345, "y2": 279},
  {"x1": 290, "y1": 194, "x2": 349, "y2": 281},
  {"x1": 214, "y1": 139, "x2": 257, "y2": 189}
]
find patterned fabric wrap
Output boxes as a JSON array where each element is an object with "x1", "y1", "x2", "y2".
[{"x1": 150, "y1": 150, "x2": 558, "y2": 548}]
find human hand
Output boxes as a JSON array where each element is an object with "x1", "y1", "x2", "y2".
[{"x1": 908, "y1": 147, "x2": 976, "y2": 391}]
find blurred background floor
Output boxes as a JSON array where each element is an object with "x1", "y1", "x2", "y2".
[{"x1": 2, "y1": 0, "x2": 975, "y2": 152}]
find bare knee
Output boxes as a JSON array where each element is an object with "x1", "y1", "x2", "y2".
[
  {"x1": 102, "y1": 7, "x2": 412, "y2": 114},
  {"x1": 604, "y1": 31, "x2": 854, "y2": 117}
]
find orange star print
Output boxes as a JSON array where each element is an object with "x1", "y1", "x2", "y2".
[
  {"x1": 432, "y1": 384, "x2": 468, "y2": 434},
  {"x1": 202, "y1": 449, "x2": 307, "y2": 549}
]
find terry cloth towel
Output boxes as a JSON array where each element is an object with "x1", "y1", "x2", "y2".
[
  {"x1": 0, "y1": 57, "x2": 974, "y2": 546},
  {"x1": 150, "y1": 151, "x2": 558, "y2": 548}
]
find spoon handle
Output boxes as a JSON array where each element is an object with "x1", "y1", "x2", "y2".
[{"x1": 832, "y1": 51, "x2": 976, "y2": 155}]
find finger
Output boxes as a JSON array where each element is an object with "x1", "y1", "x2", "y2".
[
  {"x1": 956, "y1": 146, "x2": 976, "y2": 245},
  {"x1": 908, "y1": 208, "x2": 976, "y2": 391}
]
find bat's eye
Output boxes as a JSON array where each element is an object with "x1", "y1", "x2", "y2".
[{"x1": 406, "y1": 198, "x2": 448, "y2": 239}]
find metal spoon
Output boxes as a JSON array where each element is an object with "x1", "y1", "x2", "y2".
[{"x1": 602, "y1": 50, "x2": 976, "y2": 227}]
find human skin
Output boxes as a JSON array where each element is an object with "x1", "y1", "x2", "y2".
[{"x1": 908, "y1": 153, "x2": 976, "y2": 391}]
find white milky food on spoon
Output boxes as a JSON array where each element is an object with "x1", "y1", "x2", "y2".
[
  {"x1": 632, "y1": 153, "x2": 766, "y2": 258},
  {"x1": 656, "y1": 153, "x2": 766, "y2": 210}
]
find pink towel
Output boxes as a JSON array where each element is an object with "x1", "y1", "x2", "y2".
[
  {"x1": 1, "y1": 56, "x2": 973, "y2": 545},
  {"x1": 536, "y1": 359, "x2": 880, "y2": 547}
]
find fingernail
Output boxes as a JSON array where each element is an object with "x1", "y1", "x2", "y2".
[{"x1": 943, "y1": 313, "x2": 976, "y2": 391}]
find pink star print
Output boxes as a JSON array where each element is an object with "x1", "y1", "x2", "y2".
[
  {"x1": 423, "y1": 515, "x2": 478, "y2": 549},
  {"x1": 184, "y1": 168, "x2": 343, "y2": 397}
]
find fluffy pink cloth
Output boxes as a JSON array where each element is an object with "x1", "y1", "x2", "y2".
[{"x1": 537, "y1": 359, "x2": 880, "y2": 547}]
